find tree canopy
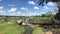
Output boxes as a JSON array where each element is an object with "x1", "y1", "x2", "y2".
[
  {"x1": 39, "y1": 0, "x2": 60, "y2": 6},
  {"x1": 39, "y1": 0, "x2": 60, "y2": 20}
]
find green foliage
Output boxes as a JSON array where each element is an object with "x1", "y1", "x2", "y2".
[
  {"x1": 55, "y1": 11, "x2": 60, "y2": 20},
  {"x1": 41, "y1": 14, "x2": 46, "y2": 17},
  {"x1": 39, "y1": 0, "x2": 59, "y2": 6},
  {"x1": 39, "y1": 25, "x2": 53, "y2": 29}
]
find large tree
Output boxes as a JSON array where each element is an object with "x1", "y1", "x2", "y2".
[
  {"x1": 39, "y1": 0, "x2": 60, "y2": 34},
  {"x1": 39, "y1": 0, "x2": 60, "y2": 20},
  {"x1": 55, "y1": 3, "x2": 60, "y2": 20}
]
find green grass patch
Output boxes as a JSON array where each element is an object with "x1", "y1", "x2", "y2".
[
  {"x1": 0, "y1": 22, "x2": 25, "y2": 34},
  {"x1": 32, "y1": 27, "x2": 44, "y2": 34},
  {"x1": 33, "y1": 17, "x2": 51, "y2": 19}
]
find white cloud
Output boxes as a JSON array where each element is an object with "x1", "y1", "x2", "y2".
[
  {"x1": 21, "y1": 7, "x2": 28, "y2": 10},
  {"x1": 26, "y1": 10, "x2": 30, "y2": 12},
  {"x1": 21, "y1": 7, "x2": 25, "y2": 10},
  {"x1": 16, "y1": 12, "x2": 22, "y2": 16},
  {"x1": 0, "y1": 10, "x2": 6, "y2": 15},
  {"x1": 0, "y1": 10, "x2": 3, "y2": 13},
  {"x1": 33, "y1": 6, "x2": 39, "y2": 10},
  {"x1": 43, "y1": 6, "x2": 49, "y2": 10},
  {"x1": 0, "y1": 6, "x2": 4, "y2": 9},
  {"x1": 43, "y1": 5, "x2": 58, "y2": 15},
  {"x1": 0, "y1": 6, "x2": 5, "y2": 15},
  {"x1": 47, "y1": 2, "x2": 57, "y2": 6},
  {"x1": 17, "y1": 11, "x2": 21, "y2": 14},
  {"x1": 9, "y1": 13, "x2": 15, "y2": 16},
  {"x1": 8, "y1": 4, "x2": 15, "y2": 6},
  {"x1": 9, "y1": 8, "x2": 17, "y2": 12},
  {"x1": 28, "y1": 1, "x2": 35, "y2": 5},
  {"x1": 43, "y1": 6, "x2": 58, "y2": 12},
  {"x1": 0, "y1": 0, "x2": 2, "y2": 1}
]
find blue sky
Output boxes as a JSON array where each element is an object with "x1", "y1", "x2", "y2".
[{"x1": 0, "y1": 0, "x2": 58, "y2": 16}]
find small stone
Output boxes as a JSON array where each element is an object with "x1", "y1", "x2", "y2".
[
  {"x1": 8, "y1": 22, "x2": 11, "y2": 24},
  {"x1": 46, "y1": 31, "x2": 53, "y2": 34}
]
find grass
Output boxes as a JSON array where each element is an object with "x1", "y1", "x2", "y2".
[
  {"x1": 0, "y1": 22, "x2": 25, "y2": 34},
  {"x1": 32, "y1": 27, "x2": 44, "y2": 34},
  {"x1": 28, "y1": 24, "x2": 40, "y2": 29},
  {"x1": 0, "y1": 16, "x2": 52, "y2": 34},
  {"x1": 33, "y1": 17, "x2": 51, "y2": 19}
]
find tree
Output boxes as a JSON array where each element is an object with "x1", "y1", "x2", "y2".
[
  {"x1": 41, "y1": 14, "x2": 46, "y2": 17},
  {"x1": 55, "y1": 2, "x2": 60, "y2": 20},
  {"x1": 39, "y1": 0, "x2": 60, "y2": 6},
  {"x1": 55, "y1": 9, "x2": 60, "y2": 20},
  {"x1": 39, "y1": 0, "x2": 60, "y2": 34},
  {"x1": 39, "y1": 0, "x2": 60, "y2": 20},
  {"x1": 46, "y1": 11, "x2": 56, "y2": 18}
]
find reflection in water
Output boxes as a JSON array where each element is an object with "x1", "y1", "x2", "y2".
[{"x1": 23, "y1": 25, "x2": 33, "y2": 34}]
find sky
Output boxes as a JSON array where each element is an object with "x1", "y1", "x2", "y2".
[{"x1": 0, "y1": 0, "x2": 59, "y2": 16}]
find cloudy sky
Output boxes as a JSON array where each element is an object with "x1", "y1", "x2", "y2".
[{"x1": 0, "y1": 0, "x2": 58, "y2": 16}]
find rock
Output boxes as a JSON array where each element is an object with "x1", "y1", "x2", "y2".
[
  {"x1": 46, "y1": 31, "x2": 53, "y2": 34},
  {"x1": 17, "y1": 19, "x2": 23, "y2": 25},
  {"x1": 22, "y1": 23, "x2": 26, "y2": 25},
  {"x1": 8, "y1": 22, "x2": 12, "y2": 24}
]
